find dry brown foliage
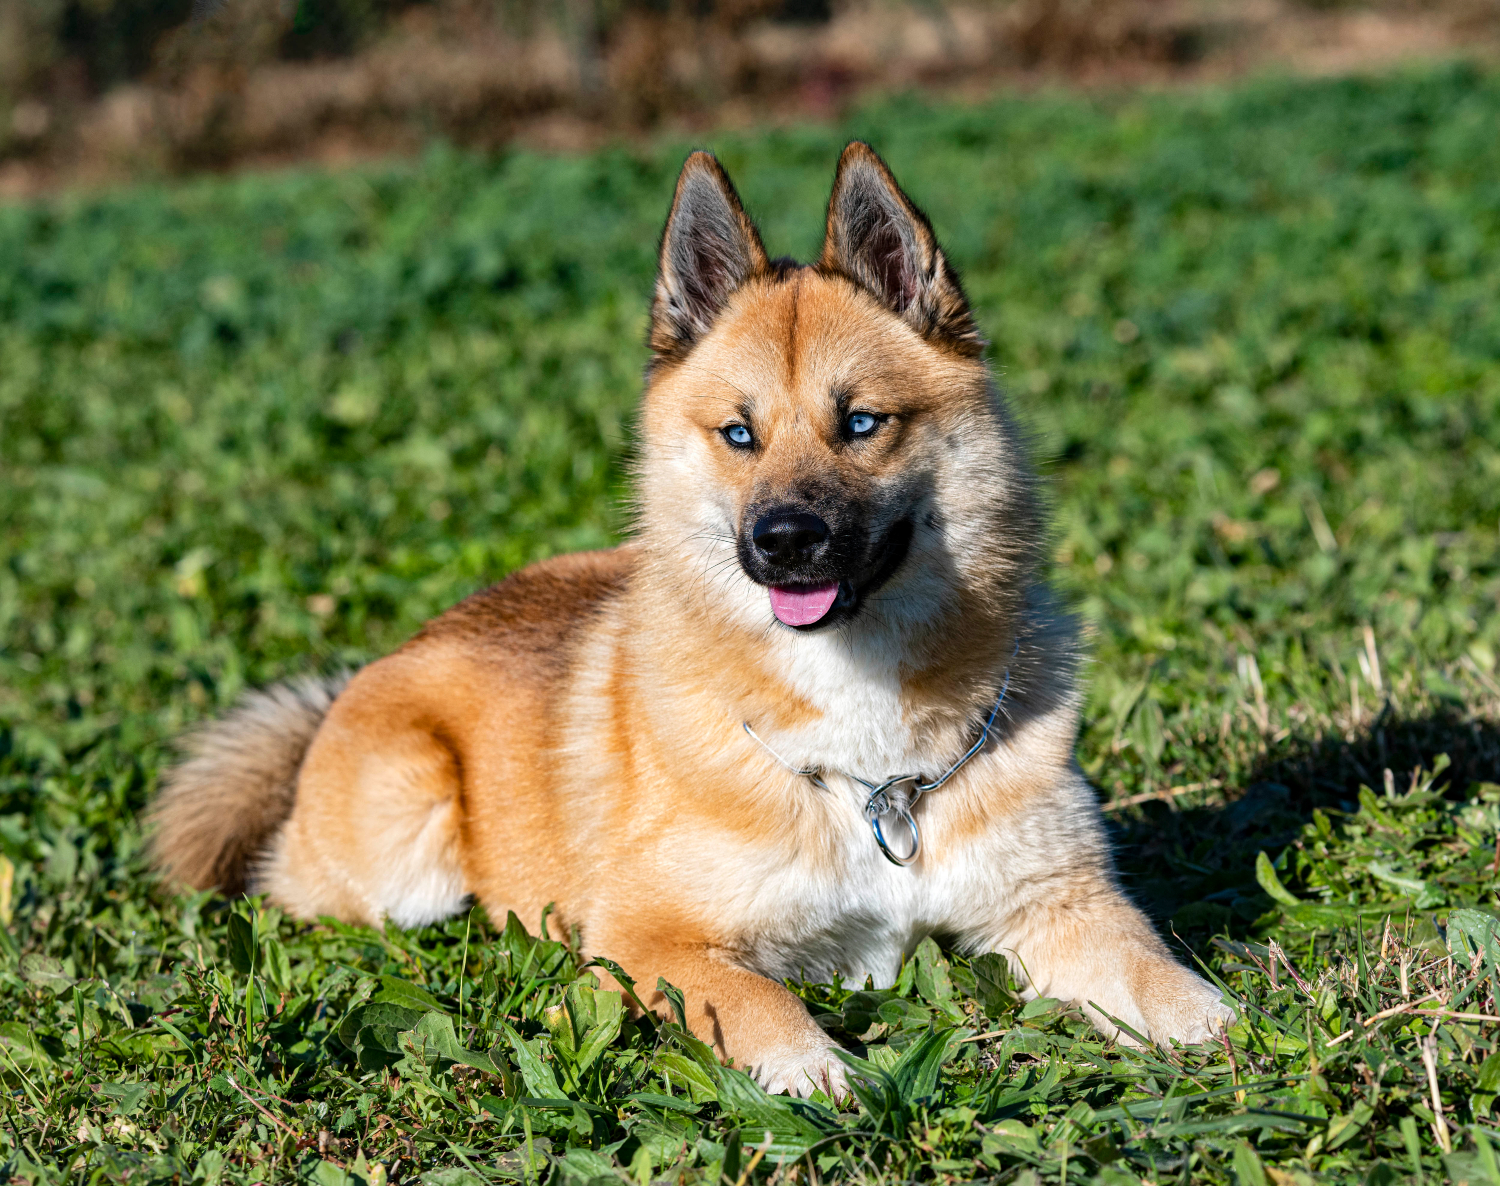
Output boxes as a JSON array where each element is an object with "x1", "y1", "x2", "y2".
[{"x1": 1, "y1": 0, "x2": 1497, "y2": 192}]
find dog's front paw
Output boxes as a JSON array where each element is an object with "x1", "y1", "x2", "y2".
[
  {"x1": 749, "y1": 1037, "x2": 850, "y2": 1100},
  {"x1": 1138, "y1": 969, "x2": 1235, "y2": 1046},
  {"x1": 1083, "y1": 963, "x2": 1234, "y2": 1048},
  {"x1": 1172, "y1": 996, "x2": 1236, "y2": 1045}
]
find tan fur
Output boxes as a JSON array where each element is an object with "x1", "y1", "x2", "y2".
[
  {"x1": 149, "y1": 674, "x2": 348, "y2": 894},
  {"x1": 151, "y1": 144, "x2": 1231, "y2": 1097}
]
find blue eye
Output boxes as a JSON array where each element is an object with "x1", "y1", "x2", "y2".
[
  {"x1": 723, "y1": 424, "x2": 753, "y2": 448},
  {"x1": 847, "y1": 412, "x2": 879, "y2": 436}
]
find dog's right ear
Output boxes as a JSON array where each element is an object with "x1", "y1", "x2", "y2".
[{"x1": 650, "y1": 152, "x2": 768, "y2": 359}]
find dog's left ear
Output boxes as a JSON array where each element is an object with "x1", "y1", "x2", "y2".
[{"x1": 819, "y1": 142, "x2": 982, "y2": 355}]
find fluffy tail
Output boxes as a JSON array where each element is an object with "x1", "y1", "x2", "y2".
[{"x1": 149, "y1": 673, "x2": 349, "y2": 894}]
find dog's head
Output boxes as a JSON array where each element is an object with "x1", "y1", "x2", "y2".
[{"x1": 636, "y1": 144, "x2": 1037, "y2": 642}]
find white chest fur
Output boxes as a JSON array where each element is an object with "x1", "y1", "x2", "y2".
[
  {"x1": 702, "y1": 631, "x2": 1005, "y2": 984},
  {"x1": 691, "y1": 791, "x2": 915, "y2": 987},
  {"x1": 671, "y1": 749, "x2": 1004, "y2": 989},
  {"x1": 761, "y1": 629, "x2": 925, "y2": 780}
]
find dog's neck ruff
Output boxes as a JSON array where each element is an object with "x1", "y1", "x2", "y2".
[{"x1": 742, "y1": 646, "x2": 1016, "y2": 868}]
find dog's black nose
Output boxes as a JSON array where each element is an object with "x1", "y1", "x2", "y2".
[{"x1": 753, "y1": 512, "x2": 830, "y2": 566}]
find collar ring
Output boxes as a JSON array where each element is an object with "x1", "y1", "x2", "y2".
[{"x1": 865, "y1": 777, "x2": 922, "y2": 866}]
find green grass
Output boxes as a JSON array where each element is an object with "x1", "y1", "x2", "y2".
[{"x1": 4, "y1": 61, "x2": 1500, "y2": 1185}]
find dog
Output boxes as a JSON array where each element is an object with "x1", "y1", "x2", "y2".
[{"x1": 150, "y1": 142, "x2": 1232, "y2": 1098}]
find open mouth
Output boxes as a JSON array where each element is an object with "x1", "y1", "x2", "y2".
[
  {"x1": 768, "y1": 581, "x2": 845, "y2": 627},
  {"x1": 762, "y1": 520, "x2": 913, "y2": 631}
]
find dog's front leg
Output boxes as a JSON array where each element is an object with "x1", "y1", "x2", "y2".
[
  {"x1": 977, "y1": 877, "x2": 1233, "y2": 1047},
  {"x1": 589, "y1": 934, "x2": 847, "y2": 1098}
]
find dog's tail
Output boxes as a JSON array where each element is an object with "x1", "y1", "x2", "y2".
[{"x1": 148, "y1": 673, "x2": 349, "y2": 894}]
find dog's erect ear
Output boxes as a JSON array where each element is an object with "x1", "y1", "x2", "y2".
[
  {"x1": 650, "y1": 151, "x2": 769, "y2": 358},
  {"x1": 819, "y1": 142, "x2": 981, "y2": 355}
]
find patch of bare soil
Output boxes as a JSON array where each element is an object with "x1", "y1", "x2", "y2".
[{"x1": 1, "y1": 0, "x2": 1496, "y2": 199}]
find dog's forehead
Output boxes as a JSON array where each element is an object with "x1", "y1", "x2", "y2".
[{"x1": 704, "y1": 272, "x2": 930, "y2": 408}]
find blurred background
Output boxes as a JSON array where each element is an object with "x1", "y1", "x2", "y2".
[{"x1": 3, "y1": 0, "x2": 1500, "y2": 194}]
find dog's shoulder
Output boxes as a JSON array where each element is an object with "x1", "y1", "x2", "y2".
[{"x1": 407, "y1": 544, "x2": 636, "y2": 667}]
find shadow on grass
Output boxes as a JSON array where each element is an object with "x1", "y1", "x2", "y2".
[{"x1": 1112, "y1": 704, "x2": 1500, "y2": 945}]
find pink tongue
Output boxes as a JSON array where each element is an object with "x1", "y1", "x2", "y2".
[{"x1": 769, "y1": 582, "x2": 840, "y2": 627}]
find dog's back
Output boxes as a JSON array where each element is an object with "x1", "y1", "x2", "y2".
[{"x1": 152, "y1": 547, "x2": 634, "y2": 920}]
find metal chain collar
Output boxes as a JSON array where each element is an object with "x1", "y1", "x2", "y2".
[{"x1": 741, "y1": 648, "x2": 1016, "y2": 868}]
